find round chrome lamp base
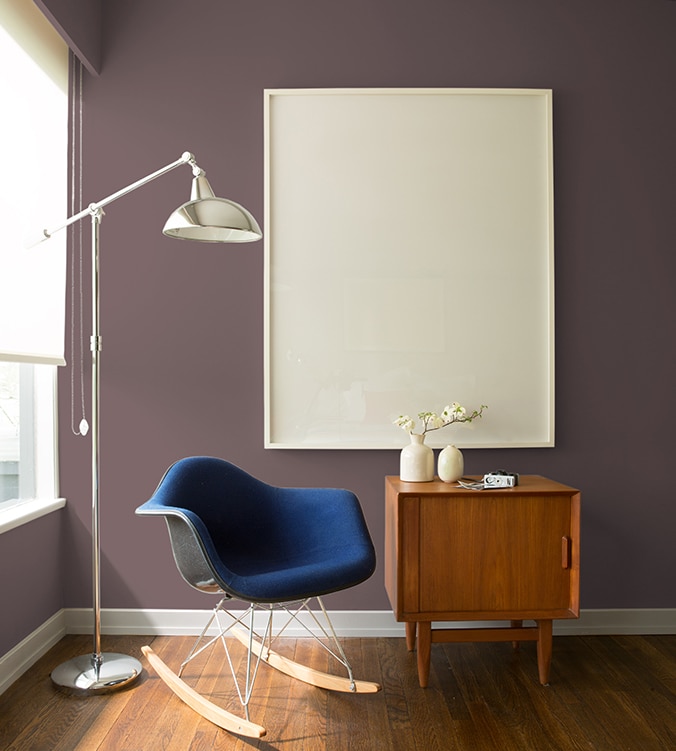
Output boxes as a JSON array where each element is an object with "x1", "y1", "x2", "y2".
[{"x1": 51, "y1": 653, "x2": 142, "y2": 694}]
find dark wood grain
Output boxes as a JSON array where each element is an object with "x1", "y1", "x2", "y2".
[{"x1": 0, "y1": 633, "x2": 674, "y2": 750}]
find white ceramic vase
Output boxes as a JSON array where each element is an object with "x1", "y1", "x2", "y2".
[
  {"x1": 400, "y1": 433, "x2": 434, "y2": 482},
  {"x1": 438, "y1": 444, "x2": 464, "y2": 483}
]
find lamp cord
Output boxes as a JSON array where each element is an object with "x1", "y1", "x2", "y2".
[{"x1": 69, "y1": 54, "x2": 87, "y2": 436}]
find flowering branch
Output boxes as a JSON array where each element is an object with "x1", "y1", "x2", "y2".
[{"x1": 394, "y1": 402, "x2": 486, "y2": 436}]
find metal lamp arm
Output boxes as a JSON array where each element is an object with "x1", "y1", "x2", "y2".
[{"x1": 42, "y1": 151, "x2": 199, "y2": 239}]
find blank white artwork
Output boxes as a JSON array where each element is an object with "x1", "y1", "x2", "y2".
[{"x1": 264, "y1": 88, "x2": 554, "y2": 449}]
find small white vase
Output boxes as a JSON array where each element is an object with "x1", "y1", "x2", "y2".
[
  {"x1": 400, "y1": 433, "x2": 434, "y2": 482},
  {"x1": 438, "y1": 444, "x2": 464, "y2": 483}
]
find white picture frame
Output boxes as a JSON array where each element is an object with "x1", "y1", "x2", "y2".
[{"x1": 264, "y1": 88, "x2": 554, "y2": 449}]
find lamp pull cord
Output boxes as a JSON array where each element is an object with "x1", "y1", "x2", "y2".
[{"x1": 69, "y1": 53, "x2": 88, "y2": 437}]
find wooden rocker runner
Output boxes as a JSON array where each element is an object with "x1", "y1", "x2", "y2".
[{"x1": 136, "y1": 457, "x2": 380, "y2": 737}]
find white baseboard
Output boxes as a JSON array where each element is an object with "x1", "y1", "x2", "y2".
[
  {"x1": 0, "y1": 610, "x2": 66, "y2": 695},
  {"x1": 63, "y1": 606, "x2": 676, "y2": 638},
  {"x1": 3, "y1": 607, "x2": 674, "y2": 696},
  {"x1": 554, "y1": 608, "x2": 676, "y2": 635}
]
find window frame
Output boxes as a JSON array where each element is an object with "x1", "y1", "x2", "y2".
[
  {"x1": 0, "y1": 0, "x2": 68, "y2": 532},
  {"x1": 0, "y1": 363, "x2": 63, "y2": 534}
]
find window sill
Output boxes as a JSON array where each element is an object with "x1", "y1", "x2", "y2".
[{"x1": 0, "y1": 497, "x2": 66, "y2": 534}]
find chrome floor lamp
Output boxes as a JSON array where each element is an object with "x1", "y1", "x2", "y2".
[{"x1": 43, "y1": 151, "x2": 262, "y2": 693}]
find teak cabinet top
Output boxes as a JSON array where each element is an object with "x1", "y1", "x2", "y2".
[{"x1": 386, "y1": 474, "x2": 578, "y2": 497}]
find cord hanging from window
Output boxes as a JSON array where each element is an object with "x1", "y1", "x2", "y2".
[{"x1": 69, "y1": 53, "x2": 88, "y2": 437}]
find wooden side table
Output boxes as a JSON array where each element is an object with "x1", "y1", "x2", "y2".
[{"x1": 384, "y1": 475, "x2": 580, "y2": 687}]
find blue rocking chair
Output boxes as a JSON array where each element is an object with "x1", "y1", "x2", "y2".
[{"x1": 135, "y1": 456, "x2": 379, "y2": 737}]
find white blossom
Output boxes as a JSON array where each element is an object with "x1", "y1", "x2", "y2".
[
  {"x1": 394, "y1": 402, "x2": 486, "y2": 436},
  {"x1": 393, "y1": 415, "x2": 415, "y2": 432}
]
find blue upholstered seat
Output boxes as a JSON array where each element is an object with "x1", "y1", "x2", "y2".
[{"x1": 136, "y1": 456, "x2": 376, "y2": 604}]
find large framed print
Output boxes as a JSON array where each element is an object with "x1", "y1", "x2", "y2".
[{"x1": 264, "y1": 88, "x2": 554, "y2": 449}]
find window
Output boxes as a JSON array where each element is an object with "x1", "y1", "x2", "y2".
[
  {"x1": 0, "y1": 1, "x2": 67, "y2": 527},
  {"x1": 0, "y1": 363, "x2": 20, "y2": 504},
  {"x1": 0, "y1": 362, "x2": 58, "y2": 509}
]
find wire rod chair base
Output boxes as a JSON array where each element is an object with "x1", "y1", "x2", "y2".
[{"x1": 141, "y1": 597, "x2": 381, "y2": 736}]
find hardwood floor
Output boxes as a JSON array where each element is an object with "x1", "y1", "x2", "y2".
[{"x1": 0, "y1": 633, "x2": 674, "y2": 750}]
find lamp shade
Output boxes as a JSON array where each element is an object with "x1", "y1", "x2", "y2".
[{"x1": 163, "y1": 173, "x2": 262, "y2": 243}]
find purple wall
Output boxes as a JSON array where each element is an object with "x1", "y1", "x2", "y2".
[
  {"x1": 5, "y1": 0, "x2": 674, "y2": 653},
  {"x1": 0, "y1": 513, "x2": 64, "y2": 655}
]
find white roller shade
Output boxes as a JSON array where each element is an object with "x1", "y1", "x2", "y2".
[{"x1": 0, "y1": 0, "x2": 68, "y2": 365}]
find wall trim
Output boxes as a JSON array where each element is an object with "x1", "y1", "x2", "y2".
[
  {"x1": 0, "y1": 497, "x2": 65, "y2": 535},
  {"x1": 3, "y1": 607, "x2": 674, "y2": 695},
  {"x1": 63, "y1": 607, "x2": 676, "y2": 638},
  {"x1": 0, "y1": 610, "x2": 66, "y2": 695}
]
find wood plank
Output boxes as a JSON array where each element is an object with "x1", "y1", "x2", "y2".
[
  {"x1": 374, "y1": 637, "x2": 422, "y2": 751},
  {"x1": 357, "y1": 637, "x2": 395, "y2": 751},
  {"x1": 324, "y1": 638, "x2": 388, "y2": 751},
  {"x1": 0, "y1": 635, "x2": 148, "y2": 751},
  {"x1": 278, "y1": 638, "x2": 320, "y2": 750},
  {"x1": 535, "y1": 635, "x2": 671, "y2": 751},
  {"x1": 286, "y1": 638, "x2": 327, "y2": 750},
  {"x1": 0, "y1": 635, "x2": 90, "y2": 751},
  {"x1": 403, "y1": 640, "x2": 460, "y2": 751},
  {"x1": 92, "y1": 637, "x2": 193, "y2": 750},
  {"x1": 1, "y1": 635, "x2": 675, "y2": 750},
  {"x1": 444, "y1": 641, "x2": 534, "y2": 751}
]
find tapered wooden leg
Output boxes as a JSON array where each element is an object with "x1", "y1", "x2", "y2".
[
  {"x1": 536, "y1": 619, "x2": 553, "y2": 685},
  {"x1": 511, "y1": 620, "x2": 523, "y2": 650},
  {"x1": 417, "y1": 621, "x2": 432, "y2": 688},
  {"x1": 405, "y1": 621, "x2": 417, "y2": 652}
]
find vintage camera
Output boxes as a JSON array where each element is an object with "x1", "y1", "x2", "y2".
[{"x1": 482, "y1": 470, "x2": 519, "y2": 488}]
